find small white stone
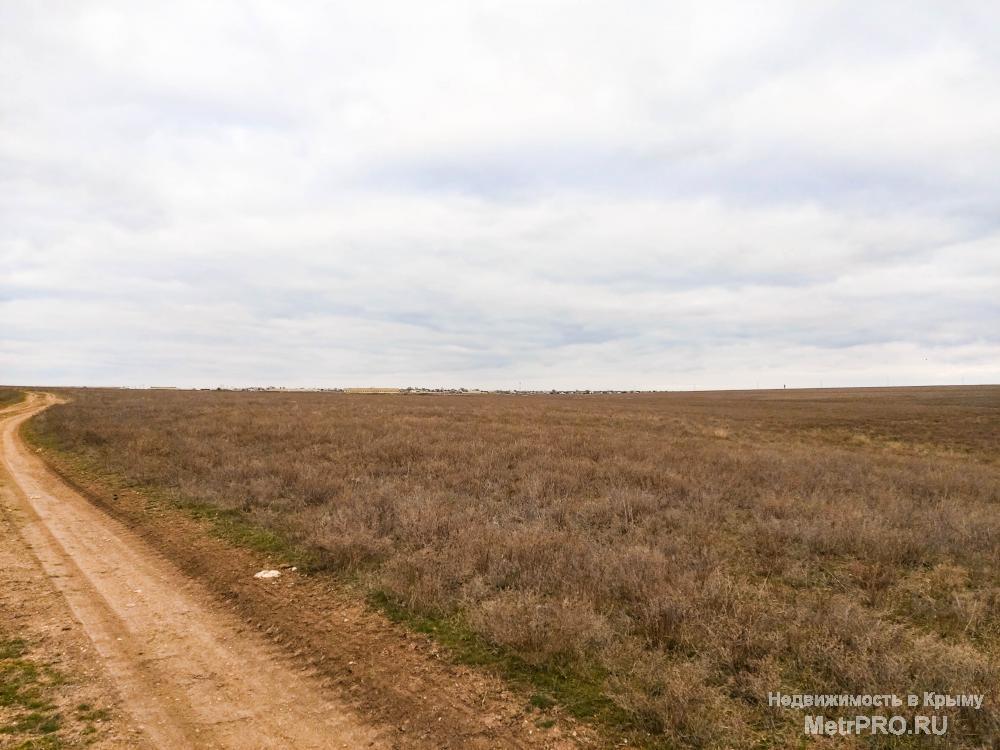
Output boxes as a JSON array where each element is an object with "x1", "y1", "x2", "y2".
[{"x1": 254, "y1": 569, "x2": 282, "y2": 579}]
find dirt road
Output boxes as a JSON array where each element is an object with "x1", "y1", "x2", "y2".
[{"x1": 0, "y1": 393, "x2": 387, "y2": 749}]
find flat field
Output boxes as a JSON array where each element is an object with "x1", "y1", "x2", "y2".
[
  {"x1": 27, "y1": 386, "x2": 1000, "y2": 747},
  {"x1": 0, "y1": 388, "x2": 24, "y2": 408}
]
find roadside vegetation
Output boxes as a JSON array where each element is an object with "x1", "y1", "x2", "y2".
[
  {"x1": 1, "y1": 636, "x2": 64, "y2": 748},
  {"x1": 0, "y1": 389, "x2": 23, "y2": 409},
  {"x1": 0, "y1": 633, "x2": 115, "y2": 749},
  {"x1": 26, "y1": 386, "x2": 1000, "y2": 747}
]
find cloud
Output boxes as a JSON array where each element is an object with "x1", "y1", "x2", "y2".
[{"x1": 1, "y1": 0, "x2": 998, "y2": 388}]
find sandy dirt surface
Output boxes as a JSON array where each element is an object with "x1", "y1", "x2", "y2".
[
  {"x1": 1, "y1": 451, "x2": 147, "y2": 748},
  {"x1": 2, "y1": 393, "x2": 588, "y2": 749}
]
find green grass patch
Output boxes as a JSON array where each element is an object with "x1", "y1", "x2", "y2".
[
  {"x1": 74, "y1": 703, "x2": 110, "y2": 724},
  {"x1": 0, "y1": 637, "x2": 64, "y2": 745},
  {"x1": 170, "y1": 496, "x2": 322, "y2": 570},
  {"x1": 11, "y1": 738, "x2": 65, "y2": 750}
]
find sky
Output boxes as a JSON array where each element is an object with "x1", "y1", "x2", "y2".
[{"x1": 2, "y1": 1, "x2": 999, "y2": 390}]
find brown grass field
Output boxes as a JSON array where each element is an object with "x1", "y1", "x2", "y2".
[
  {"x1": 0, "y1": 388, "x2": 24, "y2": 409},
  {"x1": 26, "y1": 386, "x2": 1000, "y2": 747}
]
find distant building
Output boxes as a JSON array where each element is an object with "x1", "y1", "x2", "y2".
[{"x1": 343, "y1": 387, "x2": 402, "y2": 394}]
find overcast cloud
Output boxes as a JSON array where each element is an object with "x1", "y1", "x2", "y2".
[{"x1": 2, "y1": 1, "x2": 998, "y2": 389}]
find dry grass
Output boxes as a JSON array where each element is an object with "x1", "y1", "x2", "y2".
[
  {"x1": 28, "y1": 386, "x2": 1000, "y2": 747},
  {"x1": 0, "y1": 388, "x2": 23, "y2": 409}
]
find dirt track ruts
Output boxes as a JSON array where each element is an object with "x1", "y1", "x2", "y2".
[{"x1": 1, "y1": 392, "x2": 388, "y2": 748}]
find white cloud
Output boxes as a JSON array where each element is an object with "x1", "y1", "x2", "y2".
[{"x1": 2, "y1": 0, "x2": 998, "y2": 388}]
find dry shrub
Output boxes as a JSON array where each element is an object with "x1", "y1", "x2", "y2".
[
  {"x1": 469, "y1": 591, "x2": 611, "y2": 665},
  {"x1": 602, "y1": 641, "x2": 744, "y2": 746},
  {"x1": 889, "y1": 564, "x2": 1000, "y2": 641},
  {"x1": 29, "y1": 385, "x2": 1000, "y2": 747}
]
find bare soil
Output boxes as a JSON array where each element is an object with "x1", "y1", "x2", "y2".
[{"x1": 1, "y1": 441, "x2": 146, "y2": 749}]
